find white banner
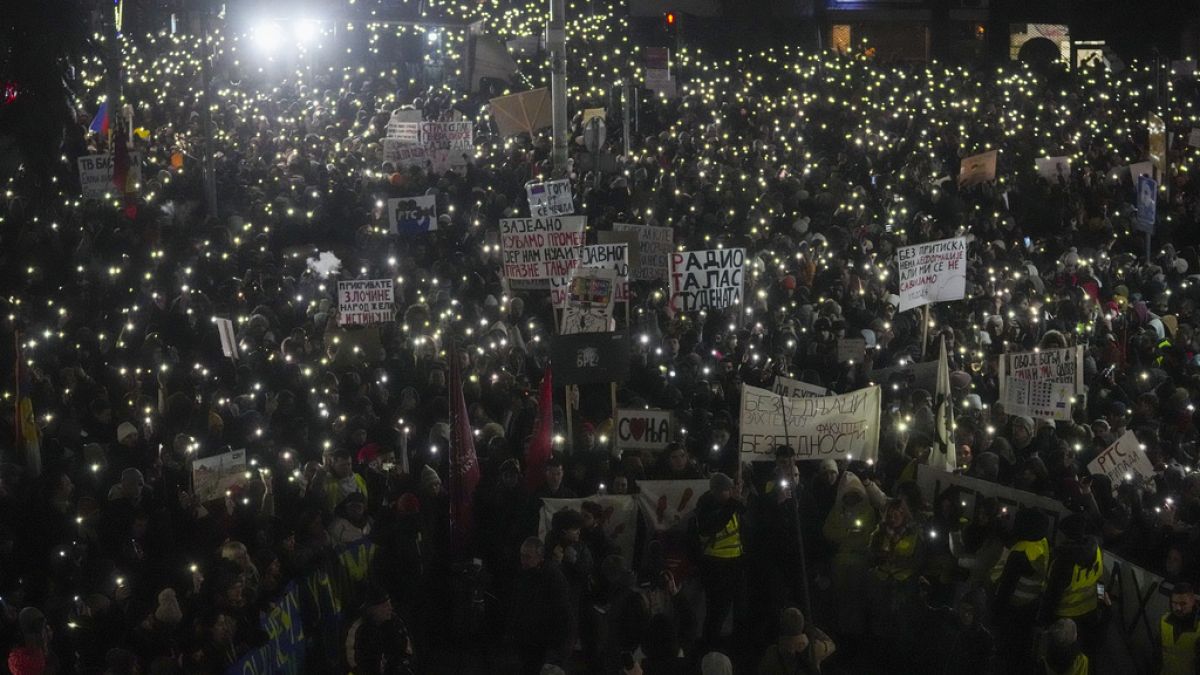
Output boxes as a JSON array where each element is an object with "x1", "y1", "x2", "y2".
[
  {"x1": 1087, "y1": 431, "x2": 1156, "y2": 491},
  {"x1": 615, "y1": 408, "x2": 672, "y2": 451},
  {"x1": 500, "y1": 215, "x2": 586, "y2": 281},
  {"x1": 337, "y1": 279, "x2": 395, "y2": 326},
  {"x1": 669, "y1": 248, "x2": 745, "y2": 312},
  {"x1": 540, "y1": 495, "x2": 637, "y2": 561},
  {"x1": 614, "y1": 223, "x2": 673, "y2": 282},
  {"x1": 636, "y1": 480, "x2": 709, "y2": 532},
  {"x1": 916, "y1": 465, "x2": 1070, "y2": 537},
  {"x1": 739, "y1": 384, "x2": 881, "y2": 462},
  {"x1": 772, "y1": 375, "x2": 829, "y2": 398},
  {"x1": 387, "y1": 195, "x2": 437, "y2": 234},
  {"x1": 897, "y1": 237, "x2": 967, "y2": 312},
  {"x1": 78, "y1": 152, "x2": 142, "y2": 198},
  {"x1": 1004, "y1": 377, "x2": 1075, "y2": 421},
  {"x1": 527, "y1": 179, "x2": 575, "y2": 216}
]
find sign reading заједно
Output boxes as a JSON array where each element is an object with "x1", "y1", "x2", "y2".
[
  {"x1": 500, "y1": 215, "x2": 586, "y2": 281},
  {"x1": 669, "y1": 248, "x2": 745, "y2": 312},
  {"x1": 897, "y1": 237, "x2": 967, "y2": 312}
]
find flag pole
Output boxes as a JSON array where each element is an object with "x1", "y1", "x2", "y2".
[
  {"x1": 921, "y1": 303, "x2": 931, "y2": 360},
  {"x1": 13, "y1": 330, "x2": 19, "y2": 454}
]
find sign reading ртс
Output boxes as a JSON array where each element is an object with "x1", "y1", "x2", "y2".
[
  {"x1": 670, "y1": 248, "x2": 745, "y2": 312},
  {"x1": 500, "y1": 215, "x2": 586, "y2": 281},
  {"x1": 896, "y1": 237, "x2": 967, "y2": 312},
  {"x1": 337, "y1": 279, "x2": 395, "y2": 326}
]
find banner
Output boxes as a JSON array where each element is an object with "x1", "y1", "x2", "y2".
[
  {"x1": 227, "y1": 582, "x2": 306, "y2": 674},
  {"x1": 897, "y1": 237, "x2": 967, "y2": 312},
  {"x1": 215, "y1": 317, "x2": 238, "y2": 360},
  {"x1": 636, "y1": 480, "x2": 709, "y2": 532},
  {"x1": 420, "y1": 121, "x2": 474, "y2": 173},
  {"x1": 388, "y1": 195, "x2": 437, "y2": 234},
  {"x1": 192, "y1": 449, "x2": 247, "y2": 503},
  {"x1": 78, "y1": 152, "x2": 142, "y2": 198},
  {"x1": 772, "y1": 375, "x2": 829, "y2": 398},
  {"x1": 386, "y1": 109, "x2": 422, "y2": 139},
  {"x1": 738, "y1": 385, "x2": 881, "y2": 462},
  {"x1": 540, "y1": 495, "x2": 638, "y2": 561},
  {"x1": 669, "y1": 248, "x2": 745, "y2": 312},
  {"x1": 337, "y1": 279, "x2": 395, "y2": 326},
  {"x1": 1136, "y1": 175, "x2": 1157, "y2": 234},
  {"x1": 1004, "y1": 377, "x2": 1075, "y2": 421},
  {"x1": 1035, "y1": 156, "x2": 1071, "y2": 182},
  {"x1": 999, "y1": 345, "x2": 1084, "y2": 404},
  {"x1": 527, "y1": 179, "x2": 575, "y2": 216},
  {"x1": 615, "y1": 408, "x2": 672, "y2": 451},
  {"x1": 958, "y1": 149, "x2": 997, "y2": 187},
  {"x1": 614, "y1": 223, "x2": 672, "y2": 282},
  {"x1": 500, "y1": 215, "x2": 586, "y2": 281},
  {"x1": 1087, "y1": 431, "x2": 1155, "y2": 491},
  {"x1": 551, "y1": 331, "x2": 630, "y2": 384},
  {"x1": 870, "y1": 359, "x2": 938, "y2": 392},
  {"x1": 916, "y1": 465, "x2": 1070, "y2": 539}
]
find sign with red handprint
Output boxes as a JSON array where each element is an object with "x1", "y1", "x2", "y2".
[
  {"x1": 635, "y1": 480, "x2": 710, "y2": 532},
  {"x1": 538, "y1": 495, "x2": 638, "y2": 561}
]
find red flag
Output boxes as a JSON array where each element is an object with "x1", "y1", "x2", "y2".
[
  {"x1": 524, "y1": 368, "x2": 554, "y2": 490},
  {"x1": 112, "y1": 112, "x2": 131, "y2": 194},
  {"x1": 448, "y1": 345, "x2": 481, "y2": 551}
]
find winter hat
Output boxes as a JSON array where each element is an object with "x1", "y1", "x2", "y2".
[
  {"x1": 1012, "y1": 416, "x2": 1035, "y2": 436},
  {"x1": 154, "y1": 588, "x2": 183, "y2": 626},
  {"x1": 701, "y1": 652, "x2": 733, "y2": 675},
  {"x1": 709, "y1": 472, "x2": 734, "y2": 492},
  {"x1": 420, "y1": 465, "x2": 441, "y2": 492},
  {"x1": 779, "y1": 607, "x2": 806, "y2": 636},
  {"x1": 117, "y1": 422, "x2": 139, "y2": 442}
]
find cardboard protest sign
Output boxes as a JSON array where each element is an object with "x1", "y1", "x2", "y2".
[
  {"x1": 551, "y1": 331, "x2": 631, "y2": 385},
  {"x1": 1127, "y1": 161, "x2": 1154, "y2": 181},
  {"x1": 387, "y1": 195, "x2": 437, "y2": 234},
  {"x1": 597, "y1": 230, "x2": 640, "y2": 271},
  {"x1": 615, "y1": 408, "x2": 672, "y2": 451},
  {"x1": 192, "y1": 448, "x2": 247, "y2": 502},
  {"x1": 337, "y1": 279, "x2": 395, "y2": 326},
  {"x1": 739, "y1": 384, "x2": 881, "y2": 462},
  {"x1": 215, "y1": 318, "x2": 238, "y2": 360},
  {"x1": 1003, "y1": 377, "x2": 1075, "y2": 421},
  {"x1": 556, "y1": 267, "x2": 616, "y2": 333},
  {"x1": 614, "y1": 223, "x2": 672, "y2": 281},
  {"x1": 560, "y1": 306, "x2": 616, "y2": 335},
  {"x1": 382, "y1": 139, "x2": 429, "y2": 170},
  {"x1": 579, "y1": 243, "x2": 630, "y2": 301},
  {"x1": 669, "y1": 248, "x2": 745, "y2": 313},
  {"x1": 527, "y1": 179, "x2": 574, "y2": 216},
  {"x1": 870, "y1": 359, "x2": 938, "y2": 392},
  {"x1": 500, "y1": 215, "x2": 586, "y2": 281},
  {"x1": 582, "y1": 108, "x2": 606, "y2": 126},
  {"x1": 420, "y1": 121, "x2": 474, "y2": 173},
  {"x1": 958, "y1": 150, "x2": 997, "y2": 187},
  {"x1": 1136, "y1": 175, "x2": 1157, "y2": 234},
  {"x1": 897, "y1": 237, "x2": 967, "y2": 312},
  {"x1": 772, "y1": 375, "x2": 829, "y2": 398},
  {"x1": 78, "y1": 153, "x2": 143, "y2": 198},
  {"x1": 1087, "y1": 431, "x2": 1155, "y2": 491},
  {"x1": 836, "y1": 338, "x2": 867, "y2": 364},
  {"x1": 999, "y1": 346, "x2": 1084, "y2": 404},
  {"x1": 540, "y1": 495, "x2": 637, "y2": 560},
  {"x1": 636, "y1": 480, "x2": 709, "y2": 532},
  {"x1": 469, "y1": 34, "x2": 519, "y2": 92},
  {"x1": 1035, "y1": 156, "x2": 1071, "y2": 182},
  {"x1": 386, "y1": 110, "x2": 421, "y2": 140},
  {"x1": 490, "y1": 88, "x2": 553, "y2": 138}
]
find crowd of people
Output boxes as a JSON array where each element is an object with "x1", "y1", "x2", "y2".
[{"x1": 5, "y1": 2, "x2": 1200, "y2": 674}]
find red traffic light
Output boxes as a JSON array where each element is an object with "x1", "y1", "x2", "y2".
[{"x1": 665, "y1": 11, "x2": 676, "y2": 26}]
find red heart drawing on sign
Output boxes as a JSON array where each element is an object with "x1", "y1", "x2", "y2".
[{"x1": 630, "y1": 418, "x2": 647, "y2": 440}]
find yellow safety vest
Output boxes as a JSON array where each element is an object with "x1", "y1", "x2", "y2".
[
  {"x1": 874, "y1": 532, "x2": 918, "y2": 582},
  {"x1": 703, "y1": 512, "x2": 743, "y2": 559},
  {"x1": 1043, "y1": 653, "x2": 1089, "y2": 675},
  {"x1": 1160, "y1": 614, "x2": 1200, "y2": 675},
  {"x1": 1056, "y1": 546, "x2": 1103, "y2": 618},
  {"x1": 991, "y1": 538, "x2": 1049, "y2": 606}
]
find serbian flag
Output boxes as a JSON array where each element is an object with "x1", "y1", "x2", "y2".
[
  {"x1": 89, "y1": 101, "x2": 109, "y2": 136},
  {"x1": 448, "y1": 345, "x2": 481, "y2": 553},
  {"x1": 524, "y1": 368, "x2": 554, "y2": 490},
  {"x1": 15, "y1": 335, "x2": 41, "y2": 478}
]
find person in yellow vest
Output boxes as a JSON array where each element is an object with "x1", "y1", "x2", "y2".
[
  {"x1": 1157, "y1": 583, "x2": 1200, "y2": 675},
  {"x1": 1041, "y1": 618, "x2": 1090, "y2": 675},
  {"x1": 1040, "y1": 514, "x2": 1108, "y2": 657},
  {"x1": 867, "y1": 498, "x2": 924, "y2": 648},
  {"x1": 991, "y1": 509, "x2": 1049, "y2": 675},
  {"x1": 696, "y1": 471, "x2": 746, "y2": 649},
  {"x1": 314, "y1": 449, "x2": 370, "y2": 514}
]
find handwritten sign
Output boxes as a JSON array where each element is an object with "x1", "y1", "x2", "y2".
[
  {"x1": 527, "y1": 179, "x2": 574, "y2": 216},
  {"x1": 1087, "y1": 431, "x2": 1155, "y2": 491},
  {"x1": 614, "y1": 223, "x2": 672, "y2": 281},
  {"x1": 897, "y1": 237, "x2": 967, "y2": 312},
  {"x1": 616, "y1": 408, "x2": 672, "y2": 451},
  {"x1": 958, "y1": 149, "x2": 997, "y2": 187},
  {"x1": 500, "y1": 215, "x2": 586, "y2": 281},
  {"x1": 192, "y1": 449, "x2": 247, "y2": 503},
  {"x1": 739, "y1": 384, "x2": 881, "y2": 462},
  {"x1": 78, "y1": 152, "x2": 142, "y2": 198},
  {"x1": 670, "y1": 248, "x2": 745, "y2": 313},
  {"x1": 337, "y1": 279, "x2": 395, "y2": 326},
  {"x1": 1004, "y1": 377, "x2": 1075, "y2": 421}
]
